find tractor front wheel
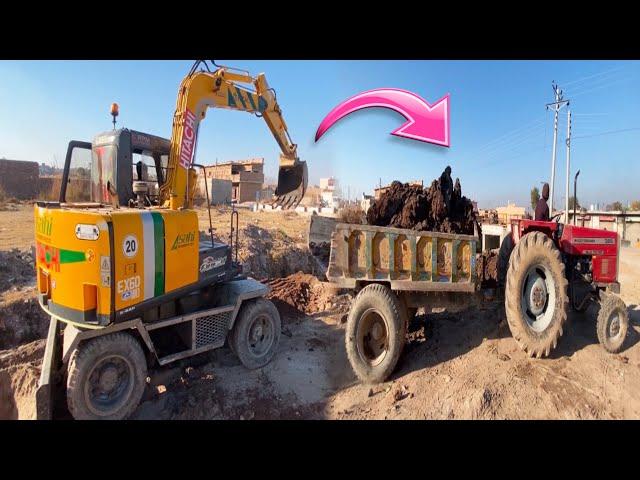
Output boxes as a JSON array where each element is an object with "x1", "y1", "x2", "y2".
[
  {"x1": 504, "y1": 231, "x2": 569, "y2": 358},
  {"x1": 596, "y1": 293, "x2": 629, "y2": 353}
]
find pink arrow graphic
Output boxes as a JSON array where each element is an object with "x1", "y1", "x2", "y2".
[{"x1": 315, "y1": 88, "x2": 450, "y2": 147}]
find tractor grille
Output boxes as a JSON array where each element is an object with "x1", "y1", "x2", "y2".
[{"x1": 195, "y1": 311, "x2": 232, "y2": 348}]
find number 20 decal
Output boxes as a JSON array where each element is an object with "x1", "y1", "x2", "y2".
[{"x1": 122, "y1": 234, "x2": 138, "y2": 258}]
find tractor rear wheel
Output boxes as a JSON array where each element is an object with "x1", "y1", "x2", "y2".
[
  {"x1": 596, "y1": 293, "x2": 628, "y2": 353},
  {"x1": 345, "y1": 284, "x2": 407, "y2": 384},
  {"x1": 497, "y1": 233, "x2": 515, "y2": 288},
  {"x1": 504, "y1": 231, "x2": 569, "y2": 358},
  {"x1": 66, "y1": 332, "x2": 147, "y2": 420}
]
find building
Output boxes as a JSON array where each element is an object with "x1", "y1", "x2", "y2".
[
  {"x1": 360, "y1": 193, "x2": 374, "y2": 213},
  {"x1": 496, "y1": 202, "x2": 526, "y2": 225},
  {"x1": 202, "y1": 158, "x2": 264, "y2": 203},
  {"x1": 0, "y1": 159, "x2": 40, "y2": 199},
  {"x1": 319, "y1": 177, "x2": 341, "y2": 209},
  {"x1": 320, "y1": 177, "x2": 336, "y2": 191}
]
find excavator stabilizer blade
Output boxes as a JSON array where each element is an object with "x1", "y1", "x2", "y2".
[{"x1": 274, "y1": 161, "x2": 307, "y2": 209}]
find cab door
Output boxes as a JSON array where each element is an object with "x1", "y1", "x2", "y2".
[{"x1": 59, "y1": 141, "x2": 92, "y2": 203}]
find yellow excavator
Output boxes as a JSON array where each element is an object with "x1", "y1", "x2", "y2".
[{"x1": 34, "y1": 60, "x2": 307, "y2": 420}]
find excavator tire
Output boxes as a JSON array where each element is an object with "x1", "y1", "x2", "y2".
[
  {"x1": 596, "y1": 293, "x2": 629, "y2": 354},
  {"x1": 345, "y1": 284, "x2": 407, "y2": 384},
  {"x1": 505, "y1": 231, "x2": 568, "y2": 358},
  {"x1": 230, "y1": 298, "x2": 281, "y2": 370},
  {"x1": 66, "y1": 332, "x2": 147, "y2": 420}
]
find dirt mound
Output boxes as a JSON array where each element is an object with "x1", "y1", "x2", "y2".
[
  {"x1": 0, "y1": 288, "x2": 49, "y2": 350},
  {"x1": 476, "y1": 250, "x2": 499, "y2": 288},
  {"x1": 366, "y1": 166, "x2": 479, "y2": 235},
  {"x1": 0, "y1": 339, "x2": 44, "y2": 420},
  {"x1": 309, "y1": 241, "x2": 330, "y2": 265},
  {"x1": 266, "y1": 272, "x2": 341, "y2": 319},
  {"x1": 238, "y1": 225, "x2": 322, "y2": 280},
  {"x1": 0, "y1": 249, "x2": 35, "y2": 294}
]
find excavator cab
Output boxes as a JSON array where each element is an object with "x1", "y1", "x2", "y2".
[{"x1": 60, "y1": 129, "x2": 170, "y2": 207}]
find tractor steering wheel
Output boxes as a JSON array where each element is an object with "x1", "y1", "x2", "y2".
[{"x1": 550, "y1": 212, "x2": 563, "y2": 223}]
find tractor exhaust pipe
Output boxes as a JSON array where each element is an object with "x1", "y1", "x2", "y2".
[{"x1": 573, "y1": 170, "x2": 580, "y2": 225}]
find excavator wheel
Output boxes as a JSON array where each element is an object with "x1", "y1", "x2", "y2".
[
  {"x1": 66, "y1": 332, "x2": 147, "y2": 420},
  {"x1": 230, "y1": 298, "x2": 281, "y2": 370},
  {"x1": 504, "y1": 231, "x2": 568, "y2": 358}
]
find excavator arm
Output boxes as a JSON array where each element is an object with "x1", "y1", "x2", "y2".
[{"x1": 159, "y1": 62, "x2": 308, "y2": 210}]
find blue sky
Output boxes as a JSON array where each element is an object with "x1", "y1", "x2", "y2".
[{"x1": 0, "y1": 60, "x2": 638, "y2": 210}]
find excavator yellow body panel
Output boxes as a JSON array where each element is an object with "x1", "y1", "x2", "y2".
[{"x1": 34, "y1": 204, "x2": 199, "y2": 326}]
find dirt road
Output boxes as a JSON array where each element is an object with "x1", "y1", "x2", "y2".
[{"x1": 1, "y1": 204, "x2": 639, "y2": 420}]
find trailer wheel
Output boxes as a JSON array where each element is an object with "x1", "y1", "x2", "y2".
[
  {"x1": 597, "y1": 294, "x2": 628, "y2": 353},
  {"x1": 505, "y1": 231, "x2": 568, "y2": 358},
  {"x1": 230, "y1": 298, "x2": 281, "y2": 370},
  {"x1": 66, "y1": 332, "x2": 147, "y2": 420},
  {"x1": 345, "y1": 284, "x2": 407, "y2": 384}
]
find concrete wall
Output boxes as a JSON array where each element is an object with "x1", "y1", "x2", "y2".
[
  {"x1": 0, "y1": 160, "x2": 39, "y2": 199},
  {"x1": 210, "y1": 178, "x2": 232, "y2": 205}
]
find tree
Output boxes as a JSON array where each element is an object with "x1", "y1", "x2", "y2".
[
  {"x1": 631, "y1": 200, "x2": 640, "y2": 211},
  {"x1": 568, "y1": 196, "x2": 580, "y2": 210},
  {"x1": 530, "y1": 186, "x2": 540, "y2": 211},
  {"x1": 611, "y1": 201, "x2": 625, "y2": 212}
]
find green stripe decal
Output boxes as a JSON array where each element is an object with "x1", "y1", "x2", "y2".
[
  {"x1": 152, "y1": 212, "x2": 165, "y2": 296},
  {"x1": 60, "y1": 249, "x2": 86, "y2": 264}
]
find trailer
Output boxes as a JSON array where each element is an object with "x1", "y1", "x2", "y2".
[
  {"x1": 327, "y1": 217, "x2": 629, "y2": 384},
  {"x1": 326, "y1": 223, "x2": 482, "y2": 383}
]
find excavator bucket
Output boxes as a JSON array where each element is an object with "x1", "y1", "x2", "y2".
[{"x1": 273, "y1": 159, "x2": 308, "y2": 209}]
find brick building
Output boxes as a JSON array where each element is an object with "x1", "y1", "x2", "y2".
[
  {"x1": 202, "y1": 158, "x2": 264, "y2": 203},
  {"x1": 0, "y1": 159, "x2": 40, "y2": 199}
]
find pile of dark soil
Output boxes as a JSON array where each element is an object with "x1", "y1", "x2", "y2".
[
  {"x1": 266, "y1": 272, "x2": 339, "y2": 320},
  {"x1": 0, "y1": 249, "x2": 35, "y2": 294},
  {"x1": 476, "y1": 251, "x2": 499, "y2": 288},
  {"x1": 366, "y1": 166, "x2": 479, "y2": 235}
]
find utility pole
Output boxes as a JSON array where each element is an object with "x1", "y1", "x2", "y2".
[
  {"x1": 564, "y1": 110, "x2": 572, "y2": 224},
  {"x1": 546, "y1": 82, "x2": 569, "y2": 214}
]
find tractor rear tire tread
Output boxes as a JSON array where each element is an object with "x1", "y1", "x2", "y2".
[
  {"x1": 504, "y1": 231, "x2": 569, "y2": 358},
  {"x1": 497, "y1": 233, "x2": 515, "y2": 287}
]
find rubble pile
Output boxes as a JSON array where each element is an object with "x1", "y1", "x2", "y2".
[
  {"x1": 0, "y1": 249, "x2": 35, "y2": 294},
  {"x1": 366, "y1": 166, "x2": 480, "y2": 235},
  {"x1": 238, "y1": 225, "x2": 322, "y2": 280},
  {"x1": 266, "y1": 272, "x2": 340, "y2": 319},
  {"x1": 476, "y1": 250, "x2": 499, "y2": 288}
]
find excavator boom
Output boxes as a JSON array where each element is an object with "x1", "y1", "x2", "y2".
[{"x1": 159, "y1": 62, "x2": 307, "y2": 210}]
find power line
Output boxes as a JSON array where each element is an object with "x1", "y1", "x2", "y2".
[
  {"x1": 571, "y1": 79, "x2": 632, "y2": 101},
  {"x1": 573, "y1": 127, "x2": 640, "y2": 140},
  {"x1": 560, "y1": 64, "x2": 627, "y2": 88},
  {"x1": 473, "y1": 115, "x2": 546, "y2": 154}
]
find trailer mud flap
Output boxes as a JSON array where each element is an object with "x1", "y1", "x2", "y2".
[{"x1": 36, "y1": 317, "x2": 61, "y2": 420}]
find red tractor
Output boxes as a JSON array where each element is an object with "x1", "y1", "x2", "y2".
[{"x1": 498, "y1": 215, "x2": 628, "y2": 357}]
